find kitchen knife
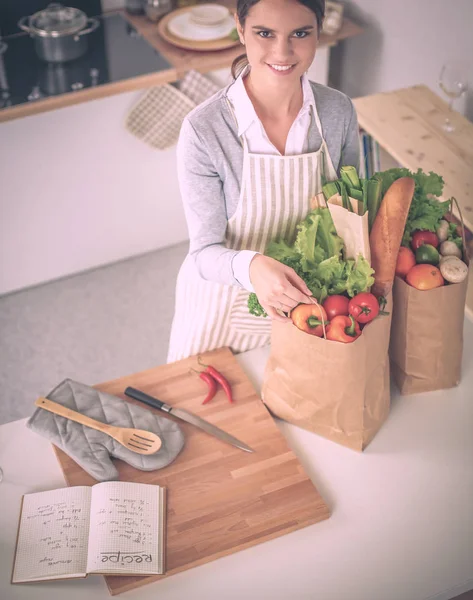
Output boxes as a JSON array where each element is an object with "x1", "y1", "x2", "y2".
[{"x1": 124, "y1": 387, "x2": 254, "y2": 453}]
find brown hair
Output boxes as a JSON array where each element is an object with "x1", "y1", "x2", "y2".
[{"x1": 231, "y1": 0, "x2": 326, "y2": 79}]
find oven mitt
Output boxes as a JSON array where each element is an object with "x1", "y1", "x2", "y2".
[{"x1": 27, "y1": 379, "x2": 185, "y2": 482}]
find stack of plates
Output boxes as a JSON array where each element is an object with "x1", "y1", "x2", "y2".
[{"x1": 158, "y1": 3, "x2": 241, "y2": 51}]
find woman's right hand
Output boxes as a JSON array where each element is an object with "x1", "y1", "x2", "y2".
[{"x1": 249, "y1": 254, "x2": 313, "y2": 322}]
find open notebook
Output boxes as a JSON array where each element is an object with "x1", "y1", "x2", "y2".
[{"x1": 11, "y1": 481, "x2": 166, "y2": 584}]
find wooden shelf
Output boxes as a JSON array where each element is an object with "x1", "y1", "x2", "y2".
[
  {"x1": 125, "y1": 6, "x2": 363, "y2": 78},
  {"x1": 0, "y1": 4, "x2": 363, "y2": 123}
]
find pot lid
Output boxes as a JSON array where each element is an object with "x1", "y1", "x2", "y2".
[{"x1": 29, "y1": 3, "x2": 88, "y2": 38}]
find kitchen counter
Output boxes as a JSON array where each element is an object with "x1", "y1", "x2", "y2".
[
  {"x1": 1, "y1": 320, "x2": 472, "y2": 600},
  {"x1": 0, "y1": 4, "x2": 363, "y2": 124}
]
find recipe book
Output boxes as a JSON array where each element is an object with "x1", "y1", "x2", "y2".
[{"x1": 11, "y1": 481, "x2": 166, "y2": 584}]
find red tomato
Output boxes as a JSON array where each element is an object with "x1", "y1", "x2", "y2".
[
  {"x1": 395, "y1": 246, "x2": 416, "y2": 278},
  {"x1": 411, "y1": 230, "x2": 439, "y2": 251},
  {"x1": 348, "y1": 292, "x2": 380, "y2": 324},
  {"x1": 323, "y1": 295, "x2": 350, "y2": 320}
]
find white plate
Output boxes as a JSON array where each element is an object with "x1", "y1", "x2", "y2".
[{"x1": 167, "y1": 13, "x2": 235, "y2": 42}]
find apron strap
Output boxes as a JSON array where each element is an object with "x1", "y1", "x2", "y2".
[{"x1": 309, "y1": 101, "x2": 338, "y2": 180}]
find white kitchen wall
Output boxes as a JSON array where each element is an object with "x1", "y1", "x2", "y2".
[{"x1": 331, "y1": 0, "x2": 473, "y2": 120}]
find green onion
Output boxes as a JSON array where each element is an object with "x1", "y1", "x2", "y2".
[
  {"x1": 322, "y1": 181, "x2": 340, "y2": 201},
  {"x1": 340, "y1": 180, "x2": 353, "y2": 212},
  {"x1": 349, "y1": 188, "x2": 363, "y2": 202},
  {"x1": 340, "y1": 166, "x2": 362, "y2": 191},
  {"x1": 362, "y1": 179, "x2": 369, "y2": 215},
  {"x1": 367, "y1": 178, "x2": 383, "y2": 231}
]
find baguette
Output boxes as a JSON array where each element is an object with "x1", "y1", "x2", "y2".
[{"x1": 369, "y1": 177, "x2": 415, "y2": 297}]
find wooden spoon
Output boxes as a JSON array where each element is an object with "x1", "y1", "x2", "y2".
[{"x1": 35, "y1": 397, "x2": 162, "y2": 455}]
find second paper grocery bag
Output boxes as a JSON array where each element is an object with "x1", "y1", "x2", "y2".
[
  {"x1": 261, "y1": 295, "x2": 392, "y2": 452},
  {"x1": 389, "y1": 267, "x2": 469, "y2": 395}
]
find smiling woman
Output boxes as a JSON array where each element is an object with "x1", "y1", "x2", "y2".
[
  {"x1": 231, "y1": 0, "x2": 325, "y2": 79},
  {"x1": 167, "y1": 0, "x2": 361, "y2": 363}
]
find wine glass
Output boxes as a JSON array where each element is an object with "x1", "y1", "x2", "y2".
[{"x1": 438, "y1": 61, "x2": 468, "y2": 133}]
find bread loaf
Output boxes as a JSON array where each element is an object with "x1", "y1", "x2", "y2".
[{"x1": 369, "y1": 177, "x2": 415, "y2": 297}]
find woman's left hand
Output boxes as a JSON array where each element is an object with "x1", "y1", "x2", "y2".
[{"x1": 249, "y1": 255, "x2": 313, "y2": 321}]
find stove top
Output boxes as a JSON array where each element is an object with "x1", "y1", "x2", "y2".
[{"x1": 0, "y1": 13, "x2": 172, "y2": 111}]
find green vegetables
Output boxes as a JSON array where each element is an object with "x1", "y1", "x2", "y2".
[
  {"x1": 247, "y1": 207, "x2": 374, "y2": 317},
  {"x1": 447, "y1": 221, "x2": 463, "y2": 250},
  {"x1": 322, "y1": 166, "x2": 383, "y2": 228},
  {"x1": 248, "y1": 293, "x2": 267, "y2": 318},
  {"x1": 371, "y1": 167, "x2": 450, "y2": 246},
  {"x1": 322, "y1": 166, "x2": 452, "y2": 244}
]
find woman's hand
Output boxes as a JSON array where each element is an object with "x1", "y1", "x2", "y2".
[{"x1": 249, "y1": 255, "x2": 313, "y2": 322}]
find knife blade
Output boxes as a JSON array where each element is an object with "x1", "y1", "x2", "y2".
[{"x1": 124, "y1": 387, "x2": 254, "y2": 453}]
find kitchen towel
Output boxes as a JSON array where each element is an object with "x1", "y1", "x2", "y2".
[
  {"x1": 27, "y1": 379, "x2": 185, "y2": 481},
  {"x1": 125, "y1": 70, "x2": 220, "y2": 150}
]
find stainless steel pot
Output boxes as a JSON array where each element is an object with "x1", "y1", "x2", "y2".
[
  {"x1": 144, "y1": 0, "x2": 175, "y2": 22},
  {"x1": 18, "y1": 3, "x2": 99, "y2": 63}
]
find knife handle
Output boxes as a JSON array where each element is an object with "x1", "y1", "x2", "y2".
[{"x1": 124, "y1": 387, "x2": 172, "y2": 413}]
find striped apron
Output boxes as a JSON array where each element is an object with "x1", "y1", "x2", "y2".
[{"x1": 167, "y1": 98, "x2": 338, "y2": 362}]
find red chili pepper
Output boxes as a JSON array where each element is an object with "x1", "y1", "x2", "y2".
[
  {"x1": 204, "y1": 366, "x2": 233, "y2": 403},
  {"x1": 198, "y1": 356, "x2": 234, "y2": 403},
  {"x1": 199, "y1": 371, "x2": 218, "y2": 405}
]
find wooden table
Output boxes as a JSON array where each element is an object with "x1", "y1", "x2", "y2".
[
  {"x1": 353, "y1": 85, "x2": 473, "y2": 316},
  {"x1": 353, "y1": 85, "x2": 473, "y2": 231}
]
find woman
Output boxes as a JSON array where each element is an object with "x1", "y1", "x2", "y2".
[{"x1": 168, "y1": 0, "x2": 360, "y2": 362}]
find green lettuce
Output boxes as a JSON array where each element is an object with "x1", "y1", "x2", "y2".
[
  {"x1": 248, "y1": 207, "x2": 375, "y2": 314},
  {"x1": 447, "y1": 221, "x2": 463, "y2": 250},
  {"x1": 372, "y1": 167, "x2": 450, "y2": 245},
  {"x1": 346, "y1": 256, "x2": 375, "y2": 297},
  {"x1": 293, "y1": 210, "x2": 343, "y2": 270}
]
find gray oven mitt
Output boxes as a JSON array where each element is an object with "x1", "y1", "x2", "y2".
[{"x1": 27, "y1": 379, "x2": 185, "y2": 482}]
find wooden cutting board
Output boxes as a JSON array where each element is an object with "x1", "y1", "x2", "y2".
[{"x1": 53, "y1": 347, "x2": 330, "y2": 596}]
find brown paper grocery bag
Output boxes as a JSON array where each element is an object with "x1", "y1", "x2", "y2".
[
  {"x1": 262, "y1": 296, "x2": 393, "y2": 452},
  {"x1": 389, "y1": 272, "x2": 469, "y2": 395}
]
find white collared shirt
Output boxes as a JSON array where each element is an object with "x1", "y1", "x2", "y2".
[
  {"x1": 227, "y1": 66, "x2": 316, "y2": 292},
  {"x1": 226, "y1": 65, "x2": 316, "y2": 156}
]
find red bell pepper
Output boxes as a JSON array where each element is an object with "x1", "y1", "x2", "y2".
[
  {"x1": 326, "y1": 315, "x2": 361, "y2": 343},
  {"x1": 290, "y1": 303, "x2": 328, "y2": 337}
]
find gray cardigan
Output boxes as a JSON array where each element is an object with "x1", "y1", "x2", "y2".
[{"x1": 176, "y1": 81, "x2": 360, "y2": 288}]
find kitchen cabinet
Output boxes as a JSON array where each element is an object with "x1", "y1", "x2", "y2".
[{"x1": 0, "y1": 89, "x2": 186, "y2": 296}]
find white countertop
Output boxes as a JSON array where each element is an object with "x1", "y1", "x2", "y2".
[{"x1": 1, "y1": 318, "x2": 473, "y2": 600}]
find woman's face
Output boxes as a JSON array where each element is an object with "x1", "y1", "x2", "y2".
[{"x1": 236, "y1": 0, "x2": 318, "y2": 84}]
